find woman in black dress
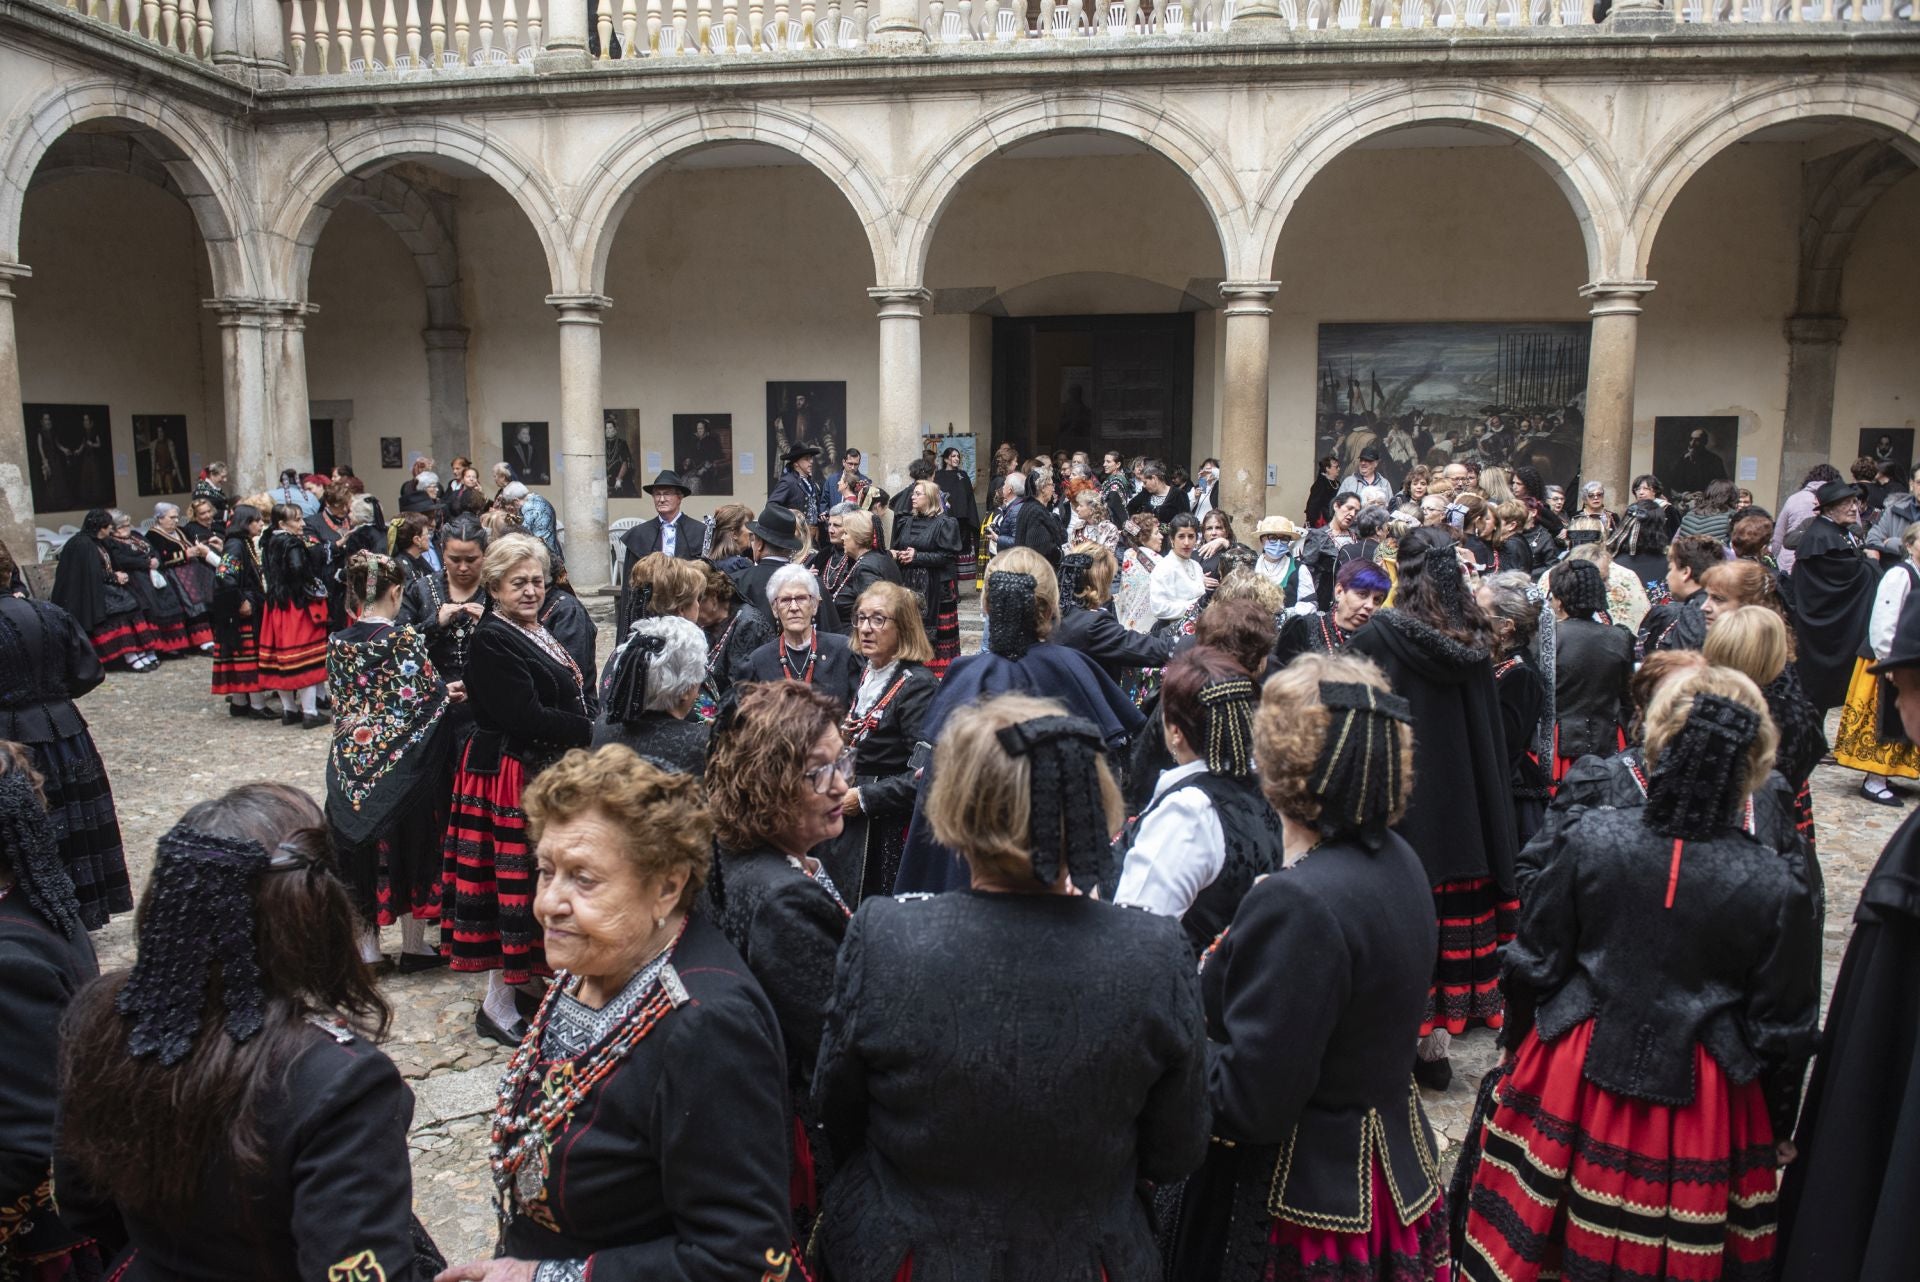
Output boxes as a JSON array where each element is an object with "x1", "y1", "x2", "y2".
[
  {"x1": 51, "y1": 510, "x2": 161, "y2": 673},
  {"x1": 1273, "y1": 558, "x2": 1389, "y2": 666},
  {"x1": 440, "y1": 746, "x2": 796, "y2": 1282},
  {"x1": 0, "y1": 744, "x2": 100, "y2": 1279},
  {"x1": 829, "y1": 510, "x2": 902, "y2": 627},
  {"x1": 145, "y1": 502, "x2": 218, "y2": 652},
  {"x1": 55, "y1": 784, "x2": 439, "y2": 1280},
  {"x1": 105, "y1": 510, "x2": 193, "y2": 659},
  {"x1": 259, "y1": 504, "x2": 332, "y2": 728},
  {"x1": 1168, "y1": 654, "x2": 1449, "y2": 1282},
  {"x1": 399, "y1": 514, "x2": 491, "y2": 689},
  {"x1": 1052, "y1": 545, "x2": 1177, "y2": 686},
  {"x1": 934, "y1": 445, "x2": 980, "y2": 581},
  {"x1": 1546, "y1": 558, "x2": 1634, "y2": 784},
  {"x1": 209, "y1": 504, "x2": 273, "y2": 717},
  {"x1": 1476, "y1": 571, "x2": 1552, "y2": 847},
  {"x1": 190, "y1": 462, "x2": 230, "y2": 531},
  {"x1": 740, "y1": 563, "x2": 861, "y2": 706},
  {"x1": 326, "y1": 551, "x2": 454, "y2": 973},
  {"x1": 702, "y1": 680, "x2": 855, "y2": 1238},
  {"x1": 592, "y1": 615, "x2": 712, "y2": 775},
  {"x1": 813, "y1": 692, "x2": 1208, "y2": 1282},
  {"x1": 890, "y1": 478, "x2": 962, "y2": 677},
  {"x1": 693, "y1": 560, "x2": 773, "y2": 721},
  {"x1": 442, "y1": 533, "x2": 593, "y2": 1045},
  {"x1": 0, "y1": 541, "x2": 128, "y2": 928}
]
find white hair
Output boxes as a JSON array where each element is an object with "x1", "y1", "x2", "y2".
[
  {"x1": 151, "y1": 501, "x2": 180, "y2": 521},
  {"x1": 416, "y1": 471, "x2": 441, "y2": 489},
  {"x1": 1002, "y1": 472, "x2": 1027, "y2": 498},
  {"x1": 500, "y1": 481, "x2": 531, "y2": 502},
  {"x1": 766, "y1": 562, "x2": 820, "y2": 603},
  {"x1": 625, "y1": 616, "x2": 708, "y2": 713}
]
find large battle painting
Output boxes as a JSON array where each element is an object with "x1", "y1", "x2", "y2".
[{"x1": 1315, "y1": 322, "x2": 1591, "y2": 491}]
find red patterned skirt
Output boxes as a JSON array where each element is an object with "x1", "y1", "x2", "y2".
[
  {"x1": 153, "y1": 615, "x2": 213, "y2": 652},
  {"x1": 1267, "y1": 1153, "x2": 1452, "y2": 1281},
  {"x1": 1550, "y1": 724, "x2": 1629, "y2": 787},
  {"x1": 1422, "y1": 876, "x2": 1518, "y2": 1037},
  {"x1": 211, "y1": 617, "x2": 262, "y2": 695},
  {"x1": 1459, "y1": 1021, "x2": 1779, "y2": 1282},
  {"x1": 441, "y1": 744, "x2": 545, "y2": 983},
  {"x1": 88, "y1": 611, "x2": 159, "y2": 665},
  {"x1": 257, "y1": 599, "x2": 330, "y2": 689}
]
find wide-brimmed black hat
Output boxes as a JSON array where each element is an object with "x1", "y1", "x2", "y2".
[
  {"x1": 782, "y1": 444, "x2": 823, "y2": 465},
  {"x1": 1871, "y1": 589, "x2": 1920, "y2": 674},
  {"x1": 642, "y1": 470, "x2": 691, "y2": 496},
  {"x1": 1815, "y1": 480, "x2": 1863, "y2": 509},
  {"x1": 747, "y1": 504, "x2": 802, "y2": 551}
]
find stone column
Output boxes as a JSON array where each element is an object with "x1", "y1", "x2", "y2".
[
  {"x1": 1218, "y1": 281, "x2": 1280, "y2": 529},
  {"x1": 0, "y1": 263, "x2": 35, "y2": 559},
  {"x1": 212, "y1": 0, "x2": 292, "y2": 78},
  {"x1": 869, "y1": 286, "x2": 931, "y2": 496},
  {"x1": 548, "y1": 293, "x2": 612, "y2": 591},
  {"x1": 423, "y1": 326, "x2": 473, "y2": 474},
  {"x1": 205, "y1": 299, "x2": 278, "y2": 496},
  {"x1": 1577, "y1": 280, "x2": 1655, "y2": 509},
  {"x1": 1607, "y1": 0, "x2": 1675, "y2": 31},
  {"x1": 869, "y1": 0, "x2": 929, "y2": 50},
  {"x1": 269, "y1": 303, "x2": 317, "y2": 479},
  {"x1": 1778, "y1": 315, "x2": 1847, "y2": 511},
  {"x1": 536, "y1": 0, "x2": 592, "y2": 66}
]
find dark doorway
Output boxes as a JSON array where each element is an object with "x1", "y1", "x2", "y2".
[
  {"x1": 308, "y1": 419, "x2": 333, "y2": 475},
  {"x1": 992, "y1": 314, "x2": 1194, "y2": 469}
]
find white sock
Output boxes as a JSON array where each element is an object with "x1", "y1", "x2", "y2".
[
  {"x1": 299, "y1": 684, "x2": 319, "y2": 716},
  {"x1": 1865, "y1": 775, "x2": 1892, "y2": 795},
  {"x1": 1416, "y1": 1029, "x2": 1452, "y2": 1062},
  {"x1": 400, "y1": 916, "x2": 431, "y2": 955},
  {"x1": 483, "y1": 971, "x2": 520, "y2": 1027},
  {"x1": 357, "y1": 927, "x2": 384, "y2": 964},
  {"x1": 250, "y1": 691, "x2": 272, "y2": 710}
]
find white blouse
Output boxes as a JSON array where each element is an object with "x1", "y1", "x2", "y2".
[
  {"x1": 1147, "y1": 553, "x2": 1205, "y2": 621},
  {"x1": 1114, "y1": 760, "x2": 1226, "y2": 919}
]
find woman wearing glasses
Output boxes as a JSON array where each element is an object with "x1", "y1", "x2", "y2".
[
  {"x1": 701, "y1": 680, "x2": 856, "y2": 1241},
  {"x1": 740, "y1": 562, "x2": 861, "y2": 706}
]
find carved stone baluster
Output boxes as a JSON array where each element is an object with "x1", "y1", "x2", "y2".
[
  {"x1": 925, "y1": 0, "x2": 940, "y2": 34},
  {"x1": 645, "y1": 0, "x2": 662, "y2": 48},
  {"x1": 717, "y1": 0, "x2": 735, "y2": 46},
  {"x1": 194, "y1": 0, "x2": 211, "y2": 52},
  {"x1": 670, "y1": 0, "x2": 687, "y2": 50},
  {"x1": 743, "y1": 0, "x2": 760, "y2": 43},
  {"x1": 850, "y1": 0, "x2": 866, "y2": 37},
  {"x1": 429, "y1": 0, "x2": 446, "y2": 60},
  {"x1": 404, "y1": 0, "x2": 423, "y2": 59},
  {"x1": 335, "y1": 0, "x2": 355, "y2": 62},
  {"x1": 357, "y1": 0, "x2": 378, "y2": 65},
  {"x1": 473, "y1": 0, "x2": 492, "y2": 56},
  {"x1": 526, "y1": 0, "x2": 541, "y2": 48},
  {"x1": 596, "y1": 0, "x2": 614, "y2": 53},
  {"x1": 158, "y1": 0, "x2": 179, "y2": 48},
  {"x1": 289, "y1": 0, "x2": 309, "y2": 66},
  {"x1": 381, "y1": 0, "x2": 400, "y2": 63},
  {"x1": 499, "y1": 0, "x2": 518, "y2": 53},
  {"x1": 823, "y1": 0, "x2": 840, "y2": 40},
  {"x1": 313, "y1": 0, "x2": 334, "y2": 69}
]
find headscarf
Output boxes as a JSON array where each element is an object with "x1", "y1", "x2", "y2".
[
  {"x1": 1645, "y1": 692, "x2": 1761, "y2": 844},
  {"x1": 1308, "y1": 680, "x2": 1414, "y2": 851},
  {"x1": 1057, "y1": 553, "x2": 1093, "y2": 612},
  {"x1": 1550, "y1": 558, "x2": 1609, "y2": 623},
  {"x1": 0, "y1": 768, "x2": 82, "y2": 939},
  {"x1": 987, "y1": 571, "x2": 1040, "y2": 659},
  {"x1": 1195, "y1": 675, "x2": 1257, "y2": 778},
  {"x1": 995, "y1": 714, "x2": 1109, "y2": 892},
  {"x1": 604, "y1": 629, "x2": 668, "y2": 728}
]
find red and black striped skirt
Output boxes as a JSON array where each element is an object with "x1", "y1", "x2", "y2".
[
  {"x1": 89, "y1": 611, "x2": 159, "y2": 666},
  {"x1": 1422, "y1": 876, "x2": 1518, "y2": 1037},
  {"x1": 257, "y1": 599, "x2": 330, "y2": 689},
  {"x1": 211, "y1": 618, "x2": 262, "y2": 695},
  {"x1": 440, "y1": 744, "x2": 546, "y2": 983},
  {"x1": 1460, "y1": 1020, "x2": 1778, "y2": 1282},
  {"x1": 1550, "y1": 724, "x2": 1629, "y2": 788}
]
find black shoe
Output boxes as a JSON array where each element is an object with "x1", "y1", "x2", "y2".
[
  {"x1": 229, "y1": 701, "x2": 259, "y2": 718},
  {"x1": 513, "y1": 984, "x2": 546, "y2": 1019},
  {"x1": 1860, "y1": 779, "x2": 1903, "y2": 807},
  {"x1": 1413, "y1": 1055, "x2": 1453, "y2": 1092},
  {"x1": 398, "y1": 950, "x2": 449, "y2": 974},
  {"x1": 283, "y1": 709, "x2": 301, "y2": 726},
  {"x1": 475, "y1": 1005, "x2": 527, "y2": 1048},
  {"x1": 302, "y1": 713, "x2": 330, "y2": 730},
  {"x1": 1887, "y1": 777, "x2": 1920, "y2": 797},
  {"x1": 366, "y1": 956, "x2": 396, "y2": 977}
]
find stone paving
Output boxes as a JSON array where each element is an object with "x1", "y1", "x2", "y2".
[{"x1": 76, "y1": 600, "x2": 1883, "y2": 1264}]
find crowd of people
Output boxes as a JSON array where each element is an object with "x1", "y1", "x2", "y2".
[{"x1": 0, "y1": 438, "x2": 1915, "y2": 1282}]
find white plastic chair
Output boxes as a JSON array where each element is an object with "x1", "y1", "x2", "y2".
[
  {"x1": 1400, "y1": 0, "x2": 1425, "y2": 23},
  {"x1": 1464, "y1": 0, "x2": 1488, "y2": 22},
  {"x1": 1047, "y1": 4, "x2": 1079, "y2": 34},
  {"x1": 1221, "y1": 0, "x2": 1236, "y2": 23},
  {"x1": 515, "y1": 43, "x2": 538, "y2": 62},
  {"x1": 608, "y1": 517, "x2": 641, "y2": 582},
  {"x1": 939, "y1": 9, "x2": 968, "y2": 37},
  {"x1": 348, "y1": 57, "x2": 387, "y2": 72},
  {"x1": 787, "y1": 18, "x2": 809, "y2": 46},
  {"x1": 993, "y1": 6, "x2": 1021, "y2": 36},
  {"x1": 472, "y1": 46, "x2": 511, "y2": 63},
  {"x1": 1336, "y1": 0, "x2": 1362, "y2": 26},
  {"x1": 437, "y1": 49, "x2": 464, "y2": 67},
  {"x1": 57, "y1": 524, "x2": 79, "y2": 538},
  {"x1": 658, "y1": 25, "x2": 680, "y2": 50}
]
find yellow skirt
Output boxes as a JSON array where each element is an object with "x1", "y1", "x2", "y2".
[{"x1": 1834, "y1": 656, "x2": 1920, "y2": 778}]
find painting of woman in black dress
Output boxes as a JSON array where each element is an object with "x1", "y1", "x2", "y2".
[
  {"x1": 673, "y1": 413, "x2": 733, "y2": 496},
  {"x1": 27, "y1": 404, "x2": 115, "y2": 513}
]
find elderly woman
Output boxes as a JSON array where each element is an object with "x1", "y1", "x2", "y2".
[
  {"x1": 437, "y1": 747, "x2": 795, "y2": 1282},
  {"x1": 891, "y1": 478, "x2": 963, "y2": 676},
  {"x1": 1052, "y1": 543, "x2": 1176, "y2": 685},
  {"x1": 0, "y1": 744, "x2": 99, "y2": 1274},
  {"x1": 829, "y1": 510, "x2": 902, "y2": 625},
  {"x1": 210, "y1": 504, "x2": 273, "y2": 717},
  {"x1": 1478, "y1": 571, "x2": 1552, "y2": 847},
  {"x1": 1576, "y1": 479, "x2": 1617, "y2": 533},
  {"x1": 1067, "y1": 486, "x2": 1122, "y2": 554},
  {"x1": 443, "y1": 532, "x2": 592, "y2": 1044},
  {"x1": 1567, "y1": 537, "x2": 1652, "y2": 634},
  {"x1": 103, "y1": 509, "x2": 192, "y2": 658},
  {"x1": 0, "y1": 545, "x2": 127, "y2": 928},
  {"x1": 740, "y1": 562, "x2": 860, "y2": 705},
  {"x1": 592, "y1": 615, "x2": 711, "y2": 775},
  {"x1": 183, "y1": 495, "x2": 225, "y2": 550},
  {"x1": 145, "y1": 501, "x2": 219, "y2": 651},
  {"x1": 813, "y1": 692, "x2": 1207, "y2": 1281},
  {"x1": 601, "y1": 552, "x2": 705, "y2": 706},
  {"x1": 56, "y1": 783, "x2": 439, "y2": 1279},
  {"x1": 1168, "y1": 654, "x2": 1448, "y2": 1282},
  {"x1": 703, "y1": 681, "x2": 856, "y2": 1235},
  {"x1": 321, "y1": 494, "x2": 386, "y2": 628},
  {"x1": 1461, "y1": 667, "x2": 1818, "y2": 1282},
  {"x1": 52, "y1": 509, "x2": 161, "y2": 672},
  {"x1": 260, "y1": 503, "x2": 332, "y2": 728},
  {"x1": 1115, "y1": 512, "x2": 1165, "y2": 632},
  {"x1": 694, "y1": 561, "x2": 774, "y2": 720},
  {"x1": 821, "y1": 581, "x2": 938, "y2": 905}
]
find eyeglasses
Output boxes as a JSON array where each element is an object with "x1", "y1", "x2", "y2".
[
  {"x1": 804, "y1": 747, "x2": 856, "y2": 794},
  {"x1": 773, "y1": 595, "x2": 815, "y2": 611},
  {"x1": 853, "y1": 613, "x2": 893, "y2": 630}
]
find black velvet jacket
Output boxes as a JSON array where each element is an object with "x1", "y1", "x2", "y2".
[
  {"x1": 1637, "y1": 592, "x2": 1707, "y2": 659},
  {"x1": 830, "y1": 551, "x2": 904, "y2": 626},
  {"x1": 57, "y1": 1021, "x2": 428, "y2": 1281},
  {"x1": 497, "y1": 914, "x2": 796, "y2": 1281},
  {"x1": 0, "y1": 895, "x2": 97, "y2": 1266},
  {"x1": 740, "y1": 631, "x2": 860, "y2": 708},
  {"x1": 707, "y1": 605, "x2": 775, "y2": 700},
  {"x1": 1052, "y1": 602, "x2": 1176, "y2": 684},
  {"x1": 1502, "y1": 804, "x2": 1819, "y2": 1138},
  {"x1": 461, "y1": 615, "x2": 592, "y2": 775},
  {"x1": 1173, "y1": 836, "x2": 1441, "y2": 1282},
  {"x1": 590, "y1": 711, "x2": 710, "y2": 777},
  {"x1": 1552, "y1": 616, "x2": 1634, "y2": 761},
  {"x1": 0, "y1": 596, "x2": 103, "y2": 743},
  {"x1": 844, "y1": 663, "x2": 935, "y2": 820},
  {"x1": 812, "y1": 892, "x2": 1208, "y2": 1282}
]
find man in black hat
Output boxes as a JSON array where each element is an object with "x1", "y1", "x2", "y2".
[
  {"x1": 1792, "y1": 480, "x2": 1877, "y2": 715},
  {"x1": 616, "y1": 471, "x2": 704, "y2": 634},
  {"x1": 768, "y1": 444, "x2": 825, "y2": 546},
  {"x1": 739, "y1": 503, "x2": 803, "y2": 620},
  {"x1": 1777, "y1": 585, "x2": 1920, "y2": 1280}
]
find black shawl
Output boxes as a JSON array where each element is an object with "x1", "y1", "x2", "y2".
[
  {"x1": 263, "y1": 530, "x2": 323, "y2": 610},
  {"x1": 1789, "y1": 515, "x2": 1876, "y2": 711},
  {"x1": 932, "y1": 468, "x2": 979, "y2": 536},
  {"x1": 49, "y1": 534, "x2": 115, "y2": 634}
]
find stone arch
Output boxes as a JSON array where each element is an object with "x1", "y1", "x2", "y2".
[
  {"x1": 268, "y1": 120, "x2": 566, "y2": 303},
  {"x1": 1252, "y1": 84, "x2": 1626, "y2": 284},
  {"x1": 1628, "y1": 80, "x2": 1920, "y2": 280},
  {"x1": 0, "y1": 78, "x2": 255, "y2": 295},
  {"x1": 1797, "y1": 141, "x2": 1916, "y2": 316},
  {"x1": 570, "y1": 105, "x2": 892, "y2": 296},
  {"x1": 896, "y1": 93, "x2": 1245, "y2": 285},
  {"x1": 327, "y1": 171, "x2": 464, "y2": 329}
]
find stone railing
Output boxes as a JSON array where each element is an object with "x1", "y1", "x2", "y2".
[
  {"x1": 286, "y1": 0, "x2": 543, "y2": 72},
  {"x1": 39, "y1": 0, "x2": 217, "y2": 59}
]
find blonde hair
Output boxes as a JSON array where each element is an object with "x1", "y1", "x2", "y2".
[
  {"x1": 1479, "y1": 467, "x2": 1515, "y2": 504},
  {"x1": 1642, "y1": 665, "x2": 1778, "y2": 799},
  {"x1": 1567, "y1": 541, "x2": 1613, "y2": 572},
  {"x1": 927, "y1": 693, "x2": 1123, "y2": 885},
  {"x1": 481, "y1": 531, "x2": 549, "y2": 592},
  {"x1": 854, "y1": 581, "x2": 934, "y2": 665},
  {"x1": 523, "y1": 745, "x2": 713, "y2": 898},
  {"x1": 911, "y1": 479, "x2": 942, "y2": 512},
  {"x1": 1068, "y1": 541, "x2": 1118, "y2": 608},
  {"x1": 1702, "y1": 605, "x2": 1789, "y2": 688},
  {"x1": 627, "y1": 552, "x2": 706, "y2": 618},
  {"x1": 1210, "y1": 569, "x2": 1283, "y2": 618},
  {"x1": 1493, "y1": 499, "x2": 1528, "y2": 534},
  {"x1": 984, "y1": 546, "x2": 1060, "y2": 641},
  {"x1": 1255, "y1": 652, "x2": 1415, "y2": 829},
  {"x1": 840, "y1": 509, "x2": 876, "y2": 552}
]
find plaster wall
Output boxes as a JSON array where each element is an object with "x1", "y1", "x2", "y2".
[
  {"x1": 1831, "y1": 171, "x2": 1920, "y2": 457},
  {"x1": 15, "y1": 172, "x2": 219, "y2": 527}
]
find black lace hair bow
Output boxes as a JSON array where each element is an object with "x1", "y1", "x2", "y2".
[
  {"x1": 1057, "y1": 553, "x2": 1093, "y2": 611},
  {"x1": 1196, "y1": 676, "x2": 1258, "y2": 779},
  {"x1": 1309, "y1": 680, "x2": 1413, "y2": 851},
  {"x1": 606, "y1": 631, "x2": 669, "y2": 727},
  {"x1": 996, "y1": 714, "x2": 1109, "y2": 891},
  {"x1": 988, "y1": 571, "x2": 1040, "y2": 659},
  {"x1": 0, "y1": 769, "x2": 82, "y2": 939},
  {"x1": 1645, "y1": 692, "x2": 1760, "y2": 842}
]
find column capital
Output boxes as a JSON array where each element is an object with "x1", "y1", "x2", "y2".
[
  {"x1": 0, "y1": 261, "x2": 30, "y2": 299},
  {"x1": 546, "y1": 293, "x2": 613, "y2": 322},
  {"x1": 1785, "y1": 314, "x2": 1847, "y2": 347},
  {"x1": 1578, "y1": 279, "x2": 1656, "y2": 316},
  {"x1": 1220, "y1": 280, "x2": 1281, "y2": 316},
  {"x1": 202, "y1": 297, "x2": 316, "y2": 326},
  {"x1": 868, "y1": 286, "x2": 932, "y2": 318},
  {"x1": 422, "y1": 326, "x2": 473, "y2": 351}
]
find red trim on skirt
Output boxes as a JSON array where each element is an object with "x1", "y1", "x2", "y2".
[
  {"x1": 257, "y1": 599, "x2": 330, "y2": 689},
  {"x1": 211, "y1": 618, "x2": 262, "y2": 695},
  {"x1": 89, "y1": 615, "x2": 159, "y2": 665},
  {"x1": 1549, "y1": 723, "x2": 1629, "y2": 787},
  {"x1": 147, "y1": 615, "x2": 193, "y2": 655},
  {"x1": 1268, "y1": 1152, "x2": 1452, "y2": 1281},
  {"x1": 1423, "y1": 876, "x2": 1518, "y2": 1036},
  {"x1": 440, "y1": 743, "x2": 547, "y2": 984},
  {"x1": 1460, "y1": 1020, "x2": 1778, "y2": 1282}
]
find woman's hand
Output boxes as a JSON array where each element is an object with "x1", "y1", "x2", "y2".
[
  {"x1": 238, "y1": 600, "x2": 252, "y2": 617},
  {"x1": 895, "y1": 546, "x2": 916, "y2": 564},
  {"x1": 114, "y1": 571, "x2": 129, "y2": 585},
  {"x1": 1199, "y1": 537, "x2": 1229, "y2": 557},
  {"x1": 436, "y1": 603, "x2": 466, "y2": 627},
  {"x1": 841, "y1": 787, "x2": 862, "y2": 818},
  {"x1": 434, "y1": 1259, "x2": 537, "y2": 1282},
  {"x1": 446, "y1": 680, "x2": 468, "y2": 705},
  {"x1": 149, "y1": 558, "x2": 161, "y2": 570},
  {"x1": 1202, "y1": 574, "x2": 1220, "y2": 591},
  {"x1": 1775, "y1": 1140, "x2": 1798, "y2": 1167}
]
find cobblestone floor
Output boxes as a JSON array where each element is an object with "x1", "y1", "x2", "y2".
[{"x1": 78, "y1": 599, "x2": 1881, "y2": 1263}]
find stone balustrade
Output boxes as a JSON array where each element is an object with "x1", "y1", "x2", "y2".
[
  {"x1": 285, "y1": 0, "x2": 542, "y2": 72},
  {"x1": 44, "y1": 0, "x2": 216, "y2": 60}
]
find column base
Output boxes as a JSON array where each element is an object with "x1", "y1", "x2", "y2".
[
  {"x1": 534, "y1": 46, "x2": 594, "y2": 72},
  {"x1": 1607, "y1": 6, "x2": 1677, "y2": 31},
  {"x1": 867, "y1": 27, "x2": 931, "y2": 52}
]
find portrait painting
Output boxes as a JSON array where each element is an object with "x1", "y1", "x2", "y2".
[
  {"x1": 132, "y1": 414, "x2": 190, "y2": 497},
  {"x1": 25, "y1": 403, "x2": 116, "y2": 513},
  {"x1": 1652, "y1": 417, "x2": 1740, "y2": 497},
  {"x1": 605, "y1": 409, "x2": 641, "y2": 497},
  {"x1": 766, "y1": 381, "x2": 845, "y2": 473},
  {"x1": 379, "y1": 437, "x2": 403, "y2": 470},
  {"x1": 673, "y1": 414, "x2": 734, "y2": 496},
  {"x1": 1315, "y1": 323, "x2": 1591, "y2": 493},
  {"x1": 502, "y1": 421, "x2": 551, "y2": 486},
  {"x1": 1861, "y1": 428, "x2": 1914, "y2": 478}
]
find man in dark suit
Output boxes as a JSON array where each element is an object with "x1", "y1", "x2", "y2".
[
  {"x1": 767, "y1": 445, "x2": 826, "y2": 550},
  {"x1": 616, "y1": 471, "x2": 704, "y2": 633},
  {"x1": 738, "y1": 504, "x2": 806, "y2": 621}
]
